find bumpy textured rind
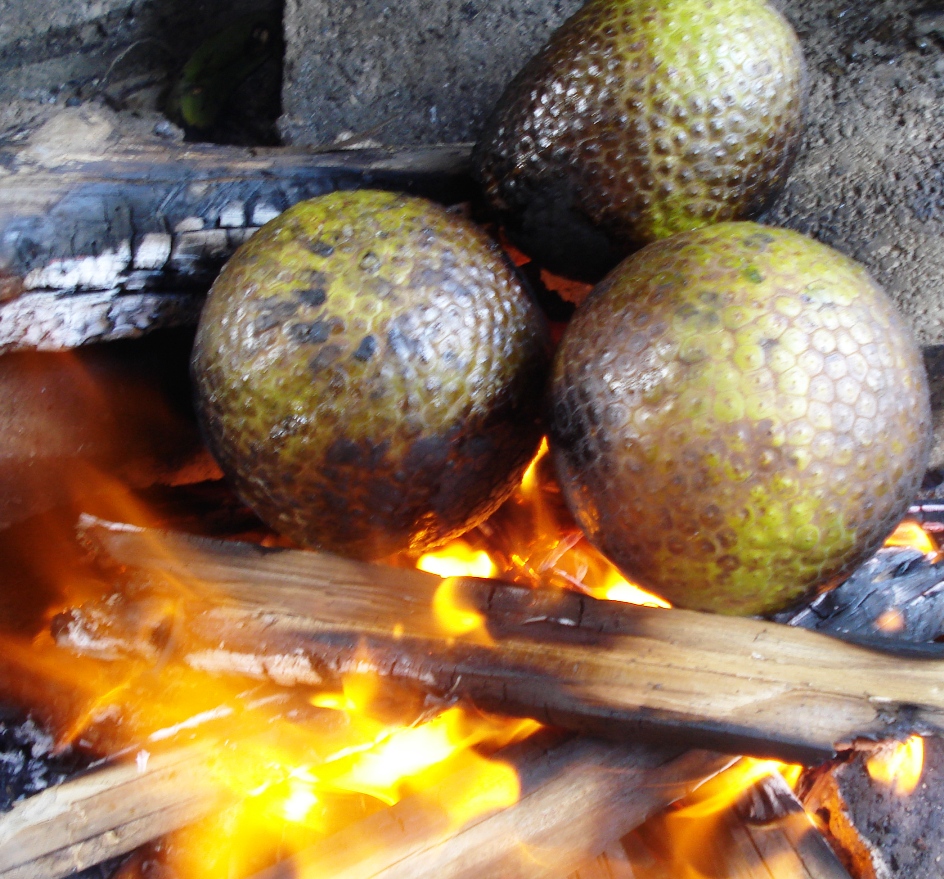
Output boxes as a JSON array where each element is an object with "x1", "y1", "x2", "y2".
[
  {"x1": 473, "y1": 0, "x2": 806, "y2": 279},
  {"x1": 547, "y1": 222, "x2": 932, "y2": 616},
  {"x1": 192, "y1": 190, "x2": 551, "y2": 560}
]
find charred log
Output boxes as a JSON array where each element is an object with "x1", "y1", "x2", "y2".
[
  {"x1": 774, "y1": 544, "x2": 944, "y2": 655},
  {"x1": 0, "y1": 107, "x2": 472, "y2": 352},
  {"x1": 800, "y1": 735, "x2": 944, "y2": 879}
]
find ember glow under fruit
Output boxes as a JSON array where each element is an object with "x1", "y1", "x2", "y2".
[
  {"x1": 547, "y1": 222, "x2": 932, "y2": 616},
  {"x1": 473, "y1": 0, "x2": 806, "y2": 279},
  {"x1": 192, "y1": 189, "x2": 550, "y2": 560}
]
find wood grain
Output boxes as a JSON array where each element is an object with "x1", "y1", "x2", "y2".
[{"x1": 66, "y1": 516, "x2": 944, "y2": 763}]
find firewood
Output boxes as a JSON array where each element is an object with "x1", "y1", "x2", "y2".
[
  {"x1": 0, "y1": 740, "x2": 224, "y2": 879},
  {"x1": 775, "y1": 544, "x2": 944, "y2": 656},
  {"x1": 246, "y1": 738, "x2": 730, "y2": 879},
  {"x1": 63, "y1": 516, "x2": 944, "y2": 764},
  {"x1": 0, "y1": 727, "x2": 729, "y2": 879},
  {"x1": 602, "y1": 771, "x2": 852, "y2": 879},
  {"x1": 800, "y1": 734, "x2": 944, "y2": 879},
  {"x1": 0, "y1": 107, "x2": 472, "y2": 352}
]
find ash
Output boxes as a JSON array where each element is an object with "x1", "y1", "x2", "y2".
[{"x1": 0, "y1": 708, "x2": 78, "y2": 810}]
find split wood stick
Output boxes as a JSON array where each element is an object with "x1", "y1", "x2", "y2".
[
  {"x1": 0, "y1": 694, "x2": 348, "y2": 879},
  {"x1": 71, "y1": 516, "x2": 944, "y2": 764},
  {"x1": 0, "y1": 741, "x2": 224, "y2": 879},
  {"x1": 250, "y1": 738, "x2": 731, "y2": 879},
  {"x1": 0, "y1": 730, "x2": 728, "y2": 879},
  {"x1": 586, "y1": 771, "x2": 852, "y2": 879},
  {"x1": 716, "y1": 773, "x2": 851, "y2": 879},
  {"x1": 0, "y1": 108, "x2": 473, "y2": 352}
]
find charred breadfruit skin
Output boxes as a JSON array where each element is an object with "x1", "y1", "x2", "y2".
[
  {"x1": 547, "y1": 222, "x2": 932, "y2": 616},
  {"x1": 192, "y1": 190, "x2": 551, "y2": 560},
  {"x1": 473, "y1": 0, "x2": 806, "y2": 280}
]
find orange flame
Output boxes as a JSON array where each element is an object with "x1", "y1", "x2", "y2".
[
  {"x1": 866, "y1": 736, "x2": 925, "y2": 795},
  {"x1": 885, "y1": 520, "x2": 937, "y2": 555},
  {"x1": 671, "y1": 758, "x2": 800, "y2": 821},
  {"x1": 418, "y1": 541, "x2": 497, "y2": 640},
  {"x1": 488, "y1": 438, "x2": 671, "y2": 608},
  {"x1": 633, "y1": 757, "x2": 807, "y2": 878},
  {"x1": 417, "y1": 541, "x2": 497, "y2": 580}
]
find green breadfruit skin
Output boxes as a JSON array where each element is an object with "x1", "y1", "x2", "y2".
[
  {"x1": 474, "y1": 0, "x2": 807, "y2": 280},
  {"x1": 192, "y1": 189, "x2": 551, "y2": 560},
  {"x1": 547, "y1": 222, "x2": 932, "y2": 616}
]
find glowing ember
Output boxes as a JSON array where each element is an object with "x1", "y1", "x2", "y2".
[
  {"x1": 866, "y1": 736, "x2": 925, "y2": 795},
  {"x1": 875, "y1": 607, "x2": 906, "y2": 633}
]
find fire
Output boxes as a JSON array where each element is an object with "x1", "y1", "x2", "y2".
[
  {"x1": 158, "y1": 686, "x2": 538, "y2": 878},
  {"x1": 586, "y1": 567, "x2": 672, "y2": 607},
  {"x1": 866, "y1": 735, "x2": 925, "y2": 795},
  {"x1": 478, "y1": 437, "x2": 672, "y2": 607},
  {"x1": 671, "y1": 758, "x2": 802, "y2": 821},
  {"x1": 417, "y1": 543, "x2": 497, "y2": 579},
  {"x1": 884, "y1": 519, "x2": 937, "y2": 555},
  {"x1": 2, "y1": 414, "x2": 935, "y2": 879},
  {"x1": 0, "y1": 462, "x2": 542, "y2": 879},
  {"x1": 632, "y1": 757, "x2": 810, "y2": 877}
]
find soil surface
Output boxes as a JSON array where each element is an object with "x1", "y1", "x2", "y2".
[{"x1": 279, "y1": 0, "x2": 584, "y2": 147}]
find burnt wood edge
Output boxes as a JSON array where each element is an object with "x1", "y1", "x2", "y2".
[
  {"x1": 0, "y1": 140, "x2": 476, "y2": 351},
  {"x1": 775, "y1": 543, "x2": 944, "y2": 656}
]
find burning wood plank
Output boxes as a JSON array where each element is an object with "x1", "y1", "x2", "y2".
[
  {"x1": 0, "y1": 107, "x2": 472, "y2": 352},
  {"x1": 0, "y1": 729, "x2": 730, "y2": 879},
  {"x1": 249, "y1": 737, "x2": 730, "y2": 879},
  {"x1": 608, "y1": 771, "x2": 851, "y2": 879},
  {"x1": 62, "y1": 516, "x2": 944, "y2": 764}
]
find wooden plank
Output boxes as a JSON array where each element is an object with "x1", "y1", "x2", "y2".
[
  {"x1": 0, "y1": 742, "x2": 224, "y2": 879},
  {"x1": 65, "y1": 516, "x2": 944, "y2": 763}
]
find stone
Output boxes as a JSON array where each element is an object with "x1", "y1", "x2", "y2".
[
  {"x1": 279, "y1": 0, "x2": 583, "y2": 147},
  {"x1": 765, "y1": 0, "x2": 944, "y2": 350}
]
